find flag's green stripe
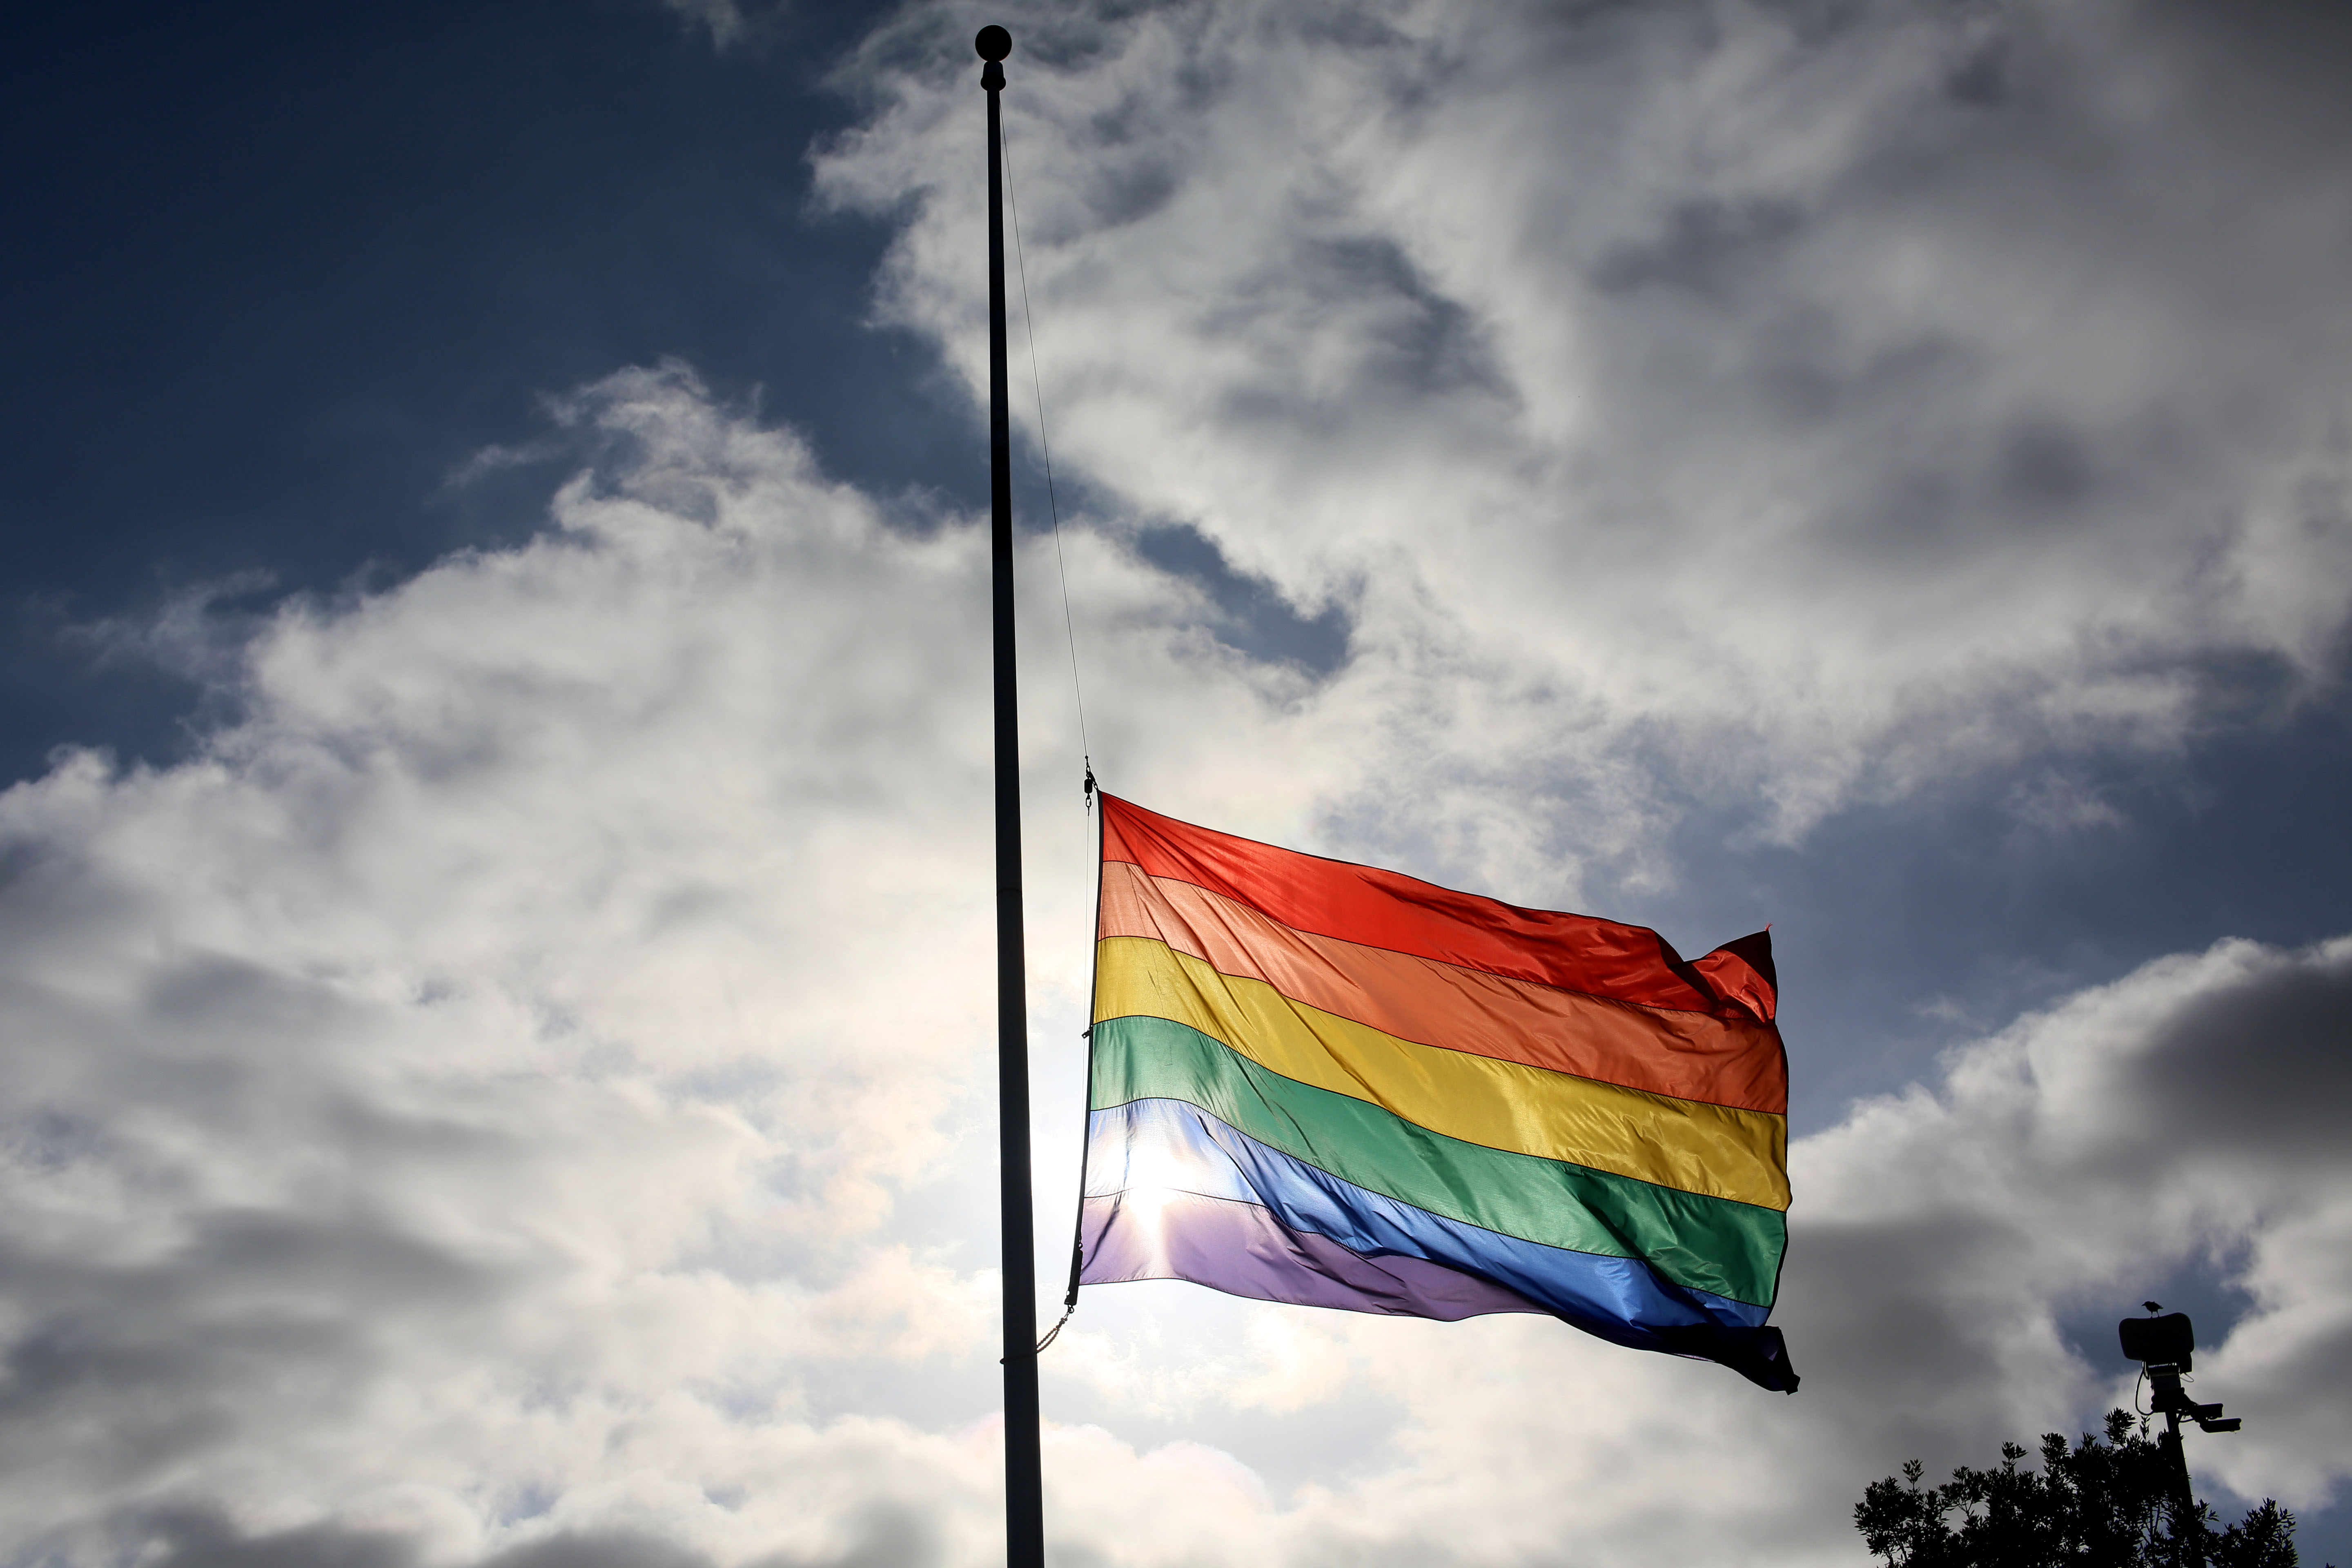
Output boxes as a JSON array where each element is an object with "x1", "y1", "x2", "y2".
[{"x1": 1090, "y1": 1013, "x2": 1785, "y2": 1307}]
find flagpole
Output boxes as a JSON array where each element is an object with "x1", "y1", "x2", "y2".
[{"x1": 977, "y1": 23, "x2": 1045, "y2": 1568}]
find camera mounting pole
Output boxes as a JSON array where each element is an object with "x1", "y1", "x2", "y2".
[{"x1": 2118, "y1": 1307, "x2": 2241, "y2": 1526}]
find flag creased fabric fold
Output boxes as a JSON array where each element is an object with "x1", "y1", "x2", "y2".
[{"x1": 1078, "y1": 795, "x2": 1799, "y2": 1392}]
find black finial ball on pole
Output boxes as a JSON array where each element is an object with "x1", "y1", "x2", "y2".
[{"x1": 976, "y1": 24, "x2": 1011, "y2": 61}]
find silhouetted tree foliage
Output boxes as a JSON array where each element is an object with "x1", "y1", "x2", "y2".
[{"x1": 1855, "y1": 1410, "x2": 2314, "y2": 1568}]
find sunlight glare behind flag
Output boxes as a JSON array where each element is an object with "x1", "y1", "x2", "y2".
[{"x1": 1077, "y1": 795, "x2": 1799, "y2": 1392}]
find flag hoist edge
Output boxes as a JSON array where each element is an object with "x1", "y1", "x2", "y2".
[{"x1": 1076, "y1": 794, "x2": 1799, "y2": 1392}]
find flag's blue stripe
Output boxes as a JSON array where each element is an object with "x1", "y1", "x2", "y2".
[{"x1": 1084, "y1": 1097, "x2": 1769, "y2": 1342}]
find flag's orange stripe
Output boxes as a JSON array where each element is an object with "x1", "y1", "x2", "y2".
[
  {"x1": 1100, "y1": 794, "x2": 1771, "y2": 1021},
  {"x1": 1099, "y1": 860, "x2": 1786, "y2": 1114}
]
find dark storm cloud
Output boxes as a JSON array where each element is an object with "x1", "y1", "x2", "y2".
[
  {"x1": 111, "y1": 1505, "x2": 942, "y2": 1568},
  {"x1": 131, "y1": 1508, "x2": 418, "y2": 1568},
  {"x1": 0, "y1": 1211, "x2": 494, "y2": 1452},
  {"x1": 1588, "y1": 197, "x2": 1805, "y2": 301},
  {"x1": 2130, "y1": 947, "x2": 2352, "y2": 1156},
  {"x1": 1250, "y1": 236, "x2": 1512, "y2": 409},
  {"x1": 114, "y1": 1515, "x2": 702, "y2": 1568},
  {"x1": 1781, "y1": 1212, "x2": 2027, "y2": 1408},
  {"x1": 1777, "y1": 935, "x2": 2352, "y2": 1502}
]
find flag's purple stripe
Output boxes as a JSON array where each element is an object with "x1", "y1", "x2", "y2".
[
  {"x1": 1080, "y1": 1098, "x2": 1770, "y2": 1341},
  {"x1": 1078, "y1": 1190, "x2": 1546, "y2": 1320}
]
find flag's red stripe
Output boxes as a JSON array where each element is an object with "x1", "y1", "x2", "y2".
[
  {"x1": 1099, "y1": 862, "x2": 1786, "y2": 1112},
  {"x1": 1100, "y1": 794, "x2": 1772, "y2": 1021}
]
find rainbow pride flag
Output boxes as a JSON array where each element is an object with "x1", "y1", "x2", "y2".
[{"x1": 1077, "y1": 795, "x2": 1798, "y2": 1391}]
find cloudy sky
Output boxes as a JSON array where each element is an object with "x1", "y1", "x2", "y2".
[{"x1": 4, "y1": 1, "x2": 2350, "y2": 1564}]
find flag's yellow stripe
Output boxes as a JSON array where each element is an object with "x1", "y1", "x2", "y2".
[{"x1": 1095, "y1": 935, "x2": 1790, "y2": 1211}]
